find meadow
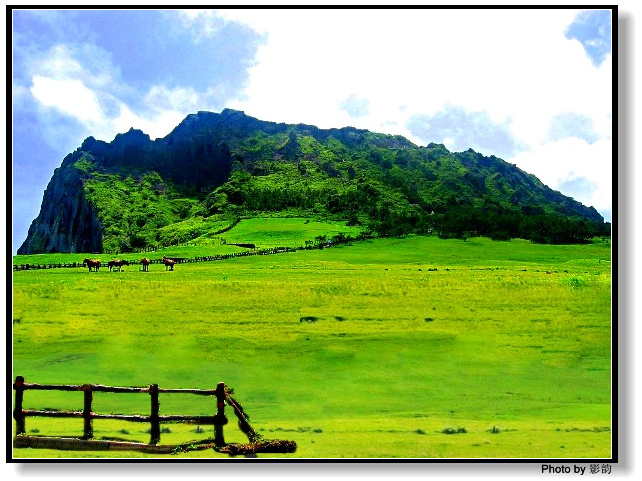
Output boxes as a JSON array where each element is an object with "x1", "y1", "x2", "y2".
[{"x1": 12, "y1": 218, "x2": 612, "y2": 459}]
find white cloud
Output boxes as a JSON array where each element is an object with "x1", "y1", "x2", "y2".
[
  {"x1": 143, "y1": 85, "x2": 200, "y2": 115},
  {"x1": 406, "y1": 106, "x2": 526, "y2": 159},
  {"x1": 32, "y1": 44, "x2": 85, "y2": 79},
  {"x1": 110, "y1": 101, "x2": 186, "y2": 140},
  {"x1": 27, "y1": 44, "x2": 116, "y2": 90},
  {"x1": 216, "y1": 9, "x2": 607, "y2": 136},
  {"x1": 340, "y1": 94, "x2": 370, "y2": 118},
  {"x1": 26, "y1": 46, "x2": 203, "y2": 142},
  {"x1": 546, "y1": 112, "x2": 600, "y2": 144},
  {"x1": 30, "y1": 75, "x2": 103, "y2": 123},
  {"x1": 172, "y1": 9, "x2": 227, "y2": 43},
  {"x1": 508, "y1": 137, "x2": 612, "y2": 220}
]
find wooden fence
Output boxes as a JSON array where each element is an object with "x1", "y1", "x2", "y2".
[
  {"x1": 13, "y1": 262, "x2": 87, "y2": 271},
  {"x1": 13, "y1": 244, "x2": 339, "y2": 271},
  {"x1": 12, "y1": 376, "x2": 296, "y2": 456}
]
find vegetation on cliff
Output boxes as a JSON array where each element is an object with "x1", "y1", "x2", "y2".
[{"x1": 19, "y1": 109, "x2": 609, "y2": 254}]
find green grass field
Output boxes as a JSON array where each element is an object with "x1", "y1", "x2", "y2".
[{"x1": 12, "y1": 219, "x2": 612, "y2": 459}]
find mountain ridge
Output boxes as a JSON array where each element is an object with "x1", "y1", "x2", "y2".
[{"x1": 18, "y1": 109, "x2": 607, "y2": 254}]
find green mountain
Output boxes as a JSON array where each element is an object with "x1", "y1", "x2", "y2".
[{"x1": 18, "y1": 109, "x2": 608, "y2": 254}]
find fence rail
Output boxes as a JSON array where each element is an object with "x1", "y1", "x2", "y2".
[
  {"x1": 12, "y1": 376, "x2": 296, "y2": 455},
  {"x1": 13, "y1": 262, "x2": 87, "y2": 271}
]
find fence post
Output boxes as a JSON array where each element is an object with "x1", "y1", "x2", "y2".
[
  {"x1": 82, "y1": 385, "x2": 93, "y2": 439},
  {"x1": 214, "y1": 382, "x2": 227, "y2": 447},
  {"x1": 149, "y1": 384, "x2": 160, "y2": 445},
  {"x1": 13, "y1": 376, "x2": 26, "y2": 435}
]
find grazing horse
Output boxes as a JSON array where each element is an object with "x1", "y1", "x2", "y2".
[
  {"x1": 140, "y1": 258, "x2": 151, "y2": 272},
  {"x1": 162, "y1": 256, "x2": 176, "y2": 271},
  {"x1": 83, "y1": 258, "x2": 101, "y2": 272},
  {"x1": 108, "y1": 259, "x2": 130, "y2": 272}
]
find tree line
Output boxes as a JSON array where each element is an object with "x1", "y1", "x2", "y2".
[{"x1": 428, "y1": 206, "x2": 610, "y2": 244}]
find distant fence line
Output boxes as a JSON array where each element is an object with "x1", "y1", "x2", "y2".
[
  {"x1": 13, "y1": 262, "x2": 87, "y2": 271},
  {"x1": 13, "y1": 234, "x2": 371, "y2": 272}
]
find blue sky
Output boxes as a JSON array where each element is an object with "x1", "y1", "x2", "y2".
[{"x1": 10, "y1": 7, "x2": 613, "y2": 253}]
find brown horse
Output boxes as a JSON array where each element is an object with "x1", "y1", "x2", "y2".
[
  {"x1": 83, "y1": 258, "x2": 101, "y2": 272},
  {"x1": 162, "y1": 256, "x2": 176, "y2": 271},
  {"x1": 108, "y1": 259, "x2": 130, "y2": 272},
  {"x1": 140, "y1": 258, "x2": 151, "y2": 272}
]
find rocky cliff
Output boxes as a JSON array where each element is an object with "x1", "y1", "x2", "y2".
[{"x1": 17, "y1": 153, "x2": 103, "y2": 254}]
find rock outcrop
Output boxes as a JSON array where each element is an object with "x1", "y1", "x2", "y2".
[{"x1": 17, "y1": 157, "x2": 102, "y2": 254}]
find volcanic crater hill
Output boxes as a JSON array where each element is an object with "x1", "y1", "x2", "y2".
[{"x1": 18, "y1": 109, "x2": 606, "y2": 255}]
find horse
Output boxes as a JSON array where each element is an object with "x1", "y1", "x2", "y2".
[
  {"x1": 108, "y1": 259, "x2": 130, "y2": 272},
  {"x1": 140, "y1": 258, "x2": 151, "y2": 272},
  {"x1": 162, "y1": 256, "x2": 176, "y2": 271},
  {"x1": 83, "y1": 258, "x2": 101, "y2": 272}
]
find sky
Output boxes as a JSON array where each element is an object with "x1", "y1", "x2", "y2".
[{"x1": 10, "y1": 6, "x2": 614, "y2": 253}]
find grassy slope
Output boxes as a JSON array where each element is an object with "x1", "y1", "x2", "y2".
[
  {"x1": 12, "y1": 217, "x2": 363, "y2": 265},
  {"x1": 12, "y1": 224, "x2": 611, "y2": 459}
]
